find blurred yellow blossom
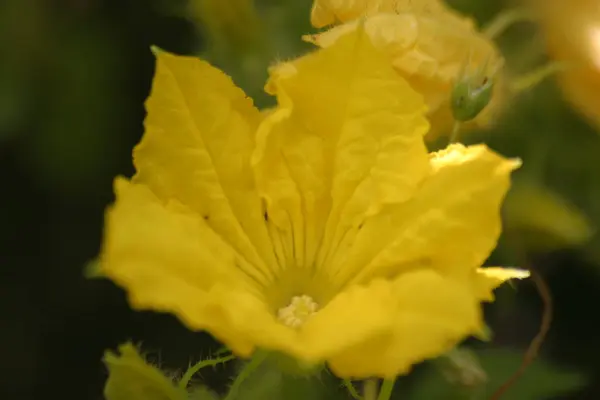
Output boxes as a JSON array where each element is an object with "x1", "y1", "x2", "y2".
[
  {"x1": 503, "y1": 182, "x2": 593, "y2": 251},
  {"x1": 99, "y1": 29, "x2": 526, "y2": 379},
  {"x1": 307, "y1": 0, "x2": 505, "y2": 139},
  {"x1": 535, "y1": 0, "x2": 600, "y2": 131},
  {"x1": 310, "y1": 0, "x2": 446, "y2": 26}
]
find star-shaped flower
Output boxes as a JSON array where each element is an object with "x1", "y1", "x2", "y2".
[{"x1": 100, "y1": 28, "x2": 527, "y2": 379}]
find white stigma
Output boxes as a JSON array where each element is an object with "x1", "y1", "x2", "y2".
[{"x1": 277, "y1": 295, "x2": 319, "y2": 328}]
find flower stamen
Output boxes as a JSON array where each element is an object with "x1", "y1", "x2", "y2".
[{"x1": 277, "y1": 295, "x2": 319, "y2": 328}]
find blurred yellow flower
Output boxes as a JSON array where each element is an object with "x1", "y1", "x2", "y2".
[
  {"x1": 503, "y1": 182, "x2": 593, "y2": 251},
  {"x1": 307, "y1": 0, "x2": 505, "y2": 139},
  {"x1": 100, "y1": 29, "x2": 526, "y2": 379},
  {"x1": 310, "y1": 0, "x2": 444, "y2": 27},
  {"x1": 535, "y1": 0, "x2": 600, "y2": 131}
]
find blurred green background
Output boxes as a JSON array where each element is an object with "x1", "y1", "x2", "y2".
[{"x1": 3, "y1": 0, "x2": 600, "y2": 399}]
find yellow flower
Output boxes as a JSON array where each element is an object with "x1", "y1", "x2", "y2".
[
  {"x1": 100, "y1": 29, "x2": 526, "y2": 379},
  {"x1": 310, "y1": 0, "x2": 445, "y2": 26},
  {"x1": 307, "y1": 0, "x2": 505, "y2": 139},
  {"x1": 535, "y1": 0, "x2": 600, "y2": 131}
]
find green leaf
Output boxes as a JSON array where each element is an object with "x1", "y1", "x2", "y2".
[
  {"x1": 477, "y1": 348, "x2": 586, "y2": 398},
  {"x1": 189, "y1": 386, "x2": 220, "y2": 400},
  {"x1": 231, "y1": 361, "x2": 284, "y2": 400},
  {"x1": 103, "y1": 343, "x2": 188, "y2": 400},
  {"x1": 406, "y1": 348, "x2": 586, "y2": 400},
  {"x1": 229, "y1": 355, "x2": 344, "y2": 400}
]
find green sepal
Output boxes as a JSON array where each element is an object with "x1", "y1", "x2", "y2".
[
  {"x1": 475, "y1": 324, "x2": 493, "y2": 342},
  {"x1": 83, "y1": 258, "x2": 103, "y2": 279},
  {"x1": 224, "y1": 350, "x2": 342, "y2": 400},
  {"x1": 103, "y1": 343, "x2": 188, "y2": 400},
  {"x1": 150, "y1": 45, "x2": 167, "y2": 57},
  {"x1": 261, "y1": 349, "x2": 325, "y2": 377}
]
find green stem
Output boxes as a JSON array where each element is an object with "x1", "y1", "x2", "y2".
[
  {"x1": 483, "y1": 8, "x2": 536, "y2": 39},
  {"x1": 510, "y1": 61, "x2": 570, "y2": 95},
  {"x1": 223, "y1": 351, "x2": 268, "y2": 400},
  {"x1": 343, "y1": 379, "x2": 364, "y2": 400},
  {"x1": 364, "y1": 379, "x2": 378, "y2": 400},
  {"x1": 449, "y1": 120, "x2": 462, "y2": 144},
  {"x1": 377, "y1": 379, "x2": 395, "y2": 400},
  {"x1": 178, "y1": 354, "x2": 236, "y2": 389}
]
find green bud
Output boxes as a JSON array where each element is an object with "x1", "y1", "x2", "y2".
[{"x1": 451, "y1": 74, "x2": 494, "y2": 122}]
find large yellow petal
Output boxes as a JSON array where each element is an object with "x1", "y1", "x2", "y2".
[
  {"x1": 297, "y1": 279, "x2": 396, "y2": 361},
  {"x1": 322, "y1": 270, "x2": 481, "y2": 378},
  {"x1": 254, "y1": 27, "x2": 430, "y2": 288},
  {"x1": 331, "y1": 144, "x2": 519, "y2": 287},
  {"x1": 101, "y1": 178, "x2": 298, "y2": 356},
  {"x1": 280, "y1": 269, "x2": 512, "y2": 374},
  {"x1": 133, "y1": 50, "x2": 277, "y2": 284}
]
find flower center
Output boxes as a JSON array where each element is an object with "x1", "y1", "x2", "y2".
[{"x1": 277, "y1": 295, "x2": 319, "y2": 328}]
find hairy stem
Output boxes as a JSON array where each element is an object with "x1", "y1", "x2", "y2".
[
  {"x1": 377, "y1": 379, "x2": 395, "y2": 400},
  {"x1": 179, "y1": 354, "x2": 236, "y2": 389},
  {"x1": 510, "y1": 62, "x2": 570, "y2": 95},
  {"x1": 223, "y1": 351, "x2": 268, "y2": 400},
  {"x1": 450, "y1": 120, "x2": 462, "y2": 144}
]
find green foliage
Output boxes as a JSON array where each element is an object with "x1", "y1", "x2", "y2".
[
  {"x1": 23, "y1": 22, "x2": 131, "y2": 197},
  {"x1": 8, "y1": 0, "x2": 600, "y2": 398},
  {"x1": 104, "y1": 343, "x2": 231, "y2": 400},
  {"x1": 179, "y1": 354, "x2": 236, "y2": 390},
  {"x1": 103, "y1": 343, "x2": 188, "y2": 400},
  {"x1": 405, "y1": 348, "x2": 586, "y2": 400},
  {"x1": 227, "y1": 354, "x2": 345, "y2": 400},
  {"x1": 189, "y1": 387, "x2": 220, "y2": 400},
  {"x1": 188, "y1": 0, "x2": 315, "y2": 109}
]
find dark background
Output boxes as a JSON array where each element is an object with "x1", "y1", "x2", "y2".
[{"x1": 3, "y1": 0, "x2": 600, "y2": 399}]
